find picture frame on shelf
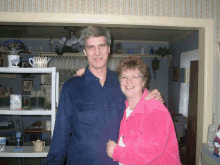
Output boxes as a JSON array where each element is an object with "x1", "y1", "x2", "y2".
[
  {"x1": 21, "y1": 61, "x2": 35, "y2": 78},
  {"x1": 22, "y1": 95, "x2": 31, "y2": 109},
  {"x1": 172, "y1": 67, "x2": 179, "y2": 81},
  {"x1": 23, "y1": 80, "x2": 33, "y2": 92}
]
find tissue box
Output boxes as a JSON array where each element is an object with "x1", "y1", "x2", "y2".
[{"x1": 10, "y1": 95, "x2": 22, "y2": 110}]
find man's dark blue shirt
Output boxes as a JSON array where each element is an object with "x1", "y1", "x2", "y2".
[{"x1": 47, "y1": 66, "x2": 126, "y2": 165}]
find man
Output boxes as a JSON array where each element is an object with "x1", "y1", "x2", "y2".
[{"x1": 47, "y1": 25, "x2": 163, "y2": 165}]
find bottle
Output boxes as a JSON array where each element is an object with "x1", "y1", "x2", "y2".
[
  {"x1": 150, "y1": 46, "x2": 154, "y2": 54},
  {"x1": 141, "y1": 48, "x2": 145, "y2": 54}
]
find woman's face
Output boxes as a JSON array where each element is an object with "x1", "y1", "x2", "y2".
[{"x1": 120, "y1": 68, "x2": 145, "y2": 100}]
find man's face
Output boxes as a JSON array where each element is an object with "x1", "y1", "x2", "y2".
[{"x1": 83, "y1": 36, "x2": 110, "y2": 71}]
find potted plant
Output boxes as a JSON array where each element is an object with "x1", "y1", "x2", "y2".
[
  {"x1": 152, "y1": 46, "x2": 172, "y2": 79},
  {"x1": 1, "y1": 39, "x2": 29, "y2": 67},
  {"x1": 2, "y1": 39, "x2": 29, "y2": 55}
]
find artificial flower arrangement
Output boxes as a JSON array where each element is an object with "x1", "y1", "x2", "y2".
[
  {"x1": 55, "y1": 35, "x2": 79, "y2": 56},
  {"x1": 2, "y1": 39, "x2": 28, "y2": 55},
  {"x1": 0, "y1": 85, "x2": 12, "y2": 98},
  {"x1": 30, "y1": 87, "x2": 46, "y2": 98},
  {"x1": 55, "y1": 45, "x2": 79, "y2": 56}
]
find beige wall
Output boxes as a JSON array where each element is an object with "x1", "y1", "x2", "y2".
[{"x1": 0, "y1": 0, "x2": 218, "y2": 164}]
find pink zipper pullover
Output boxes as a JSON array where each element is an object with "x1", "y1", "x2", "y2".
[{"x1": 112, "y1": 89, "x2": 181, "y2": 165}]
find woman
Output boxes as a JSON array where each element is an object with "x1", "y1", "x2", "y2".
[{"x1": 106, "y1": 56, "x2": 181, "y2": 165}]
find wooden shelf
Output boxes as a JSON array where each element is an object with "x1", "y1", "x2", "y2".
[
  {"x1": 39, "y1": 52, "x2": 171, "y2": 57},
  {"x1": 39, "y1": 52, "x2": 172, "y2": 67}
]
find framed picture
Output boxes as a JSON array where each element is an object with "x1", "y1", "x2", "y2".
[
  {"x1": 22, "y1": 95, "x2": 31, "y2": 109},
  {"x1": 23, "y1": 80, "x2": 33, "y2": 92},
  {"x1": 21, "y1": 61, "x2": 35, "y2": 78},
  {"x1": 172, "y1": 67, "x2": 179, "y2": 81}
]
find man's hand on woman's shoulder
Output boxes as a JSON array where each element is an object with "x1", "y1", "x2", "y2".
[
  {"x1": 145, "y1": 89, "x2": 164, "y2": 104},
  {"x1": 74, "y1": 68, "x2": 85, "y2": 77}
]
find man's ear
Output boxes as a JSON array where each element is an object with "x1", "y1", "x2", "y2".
[
  {"x1": 108, "y1": 46, "x2": 110, "y2": 54},
  {"x1": 83, "y1": 49, "x2": 87, "y2": 56}
]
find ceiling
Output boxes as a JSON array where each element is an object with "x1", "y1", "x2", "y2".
[{"x1": 0, "y1": 25, "x2": 197, "y2": 42}]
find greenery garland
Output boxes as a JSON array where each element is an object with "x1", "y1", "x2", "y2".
[{"x1": 152, "y1": 46, "x2": 172, "y2": 79}]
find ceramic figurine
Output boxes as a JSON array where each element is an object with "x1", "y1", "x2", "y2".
[
  {"x1": 37, "y1": 47, "x2": 43, "y2": 52},
  {"x1": 14, "y1": 132, "x2": 23, "y2": 151},
  {"x1": 213, "y1": 125, "x2": 220, "y2": 157},
  {"x1": 28, "y1": 47, "x2": 32, "y2": 53}
]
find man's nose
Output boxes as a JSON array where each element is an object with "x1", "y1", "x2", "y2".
[{"x1": 94, "y1": 47, "x2": 100, "y2": 56}]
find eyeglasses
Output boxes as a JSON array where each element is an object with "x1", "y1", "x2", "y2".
[{"x1": 120, "y1": 75, "x2": 142, "y2": 82}]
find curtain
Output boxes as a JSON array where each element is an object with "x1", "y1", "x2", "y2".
[
  {"x1": 179, "y1": 83, "x2": 189, "y2": 117},
  {"x1": 179, "y1": 49, "x2": 198, "y2": 117}
]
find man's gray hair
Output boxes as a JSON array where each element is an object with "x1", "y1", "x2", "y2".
[{"x1": 79, "y1": 25, "x2": 111, "y2": 49}]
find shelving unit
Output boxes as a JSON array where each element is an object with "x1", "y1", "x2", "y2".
[
  {"x1": 40, "y1": 52, "x2": 172, "y2": 67},
  {"x1": 0, "y1": 67, "x2": 59, "y2": 139}
]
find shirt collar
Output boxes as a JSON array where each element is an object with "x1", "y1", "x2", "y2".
[
  {"x1": 84, "y1": 65, "x2": 115, "y2": 85},
  {"x1": 84, "y1": 65, "x2": 99, "y2": 82}
]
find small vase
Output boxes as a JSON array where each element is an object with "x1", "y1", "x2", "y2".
[
  {"x1": 150, "y1": 46, "x2": 154, "y2": 54},
  {"x1": 8, "y1": 55, "x2": 20, "y2": 68}
]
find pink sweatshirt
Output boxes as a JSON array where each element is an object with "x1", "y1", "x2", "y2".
[{"x1": 112, "y1": 89, "x2": 181, "y2": 165}]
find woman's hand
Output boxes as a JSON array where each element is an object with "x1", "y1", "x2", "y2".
[
  {"x1": 106, "y1": 140, "x2": 117, "y2": 159},
  {"x1": 74, "y1": 68, "x2": 85, "y2": 77},
  {"x1": 145, "y1": 89, "x2": 164, "y2": 104}
]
